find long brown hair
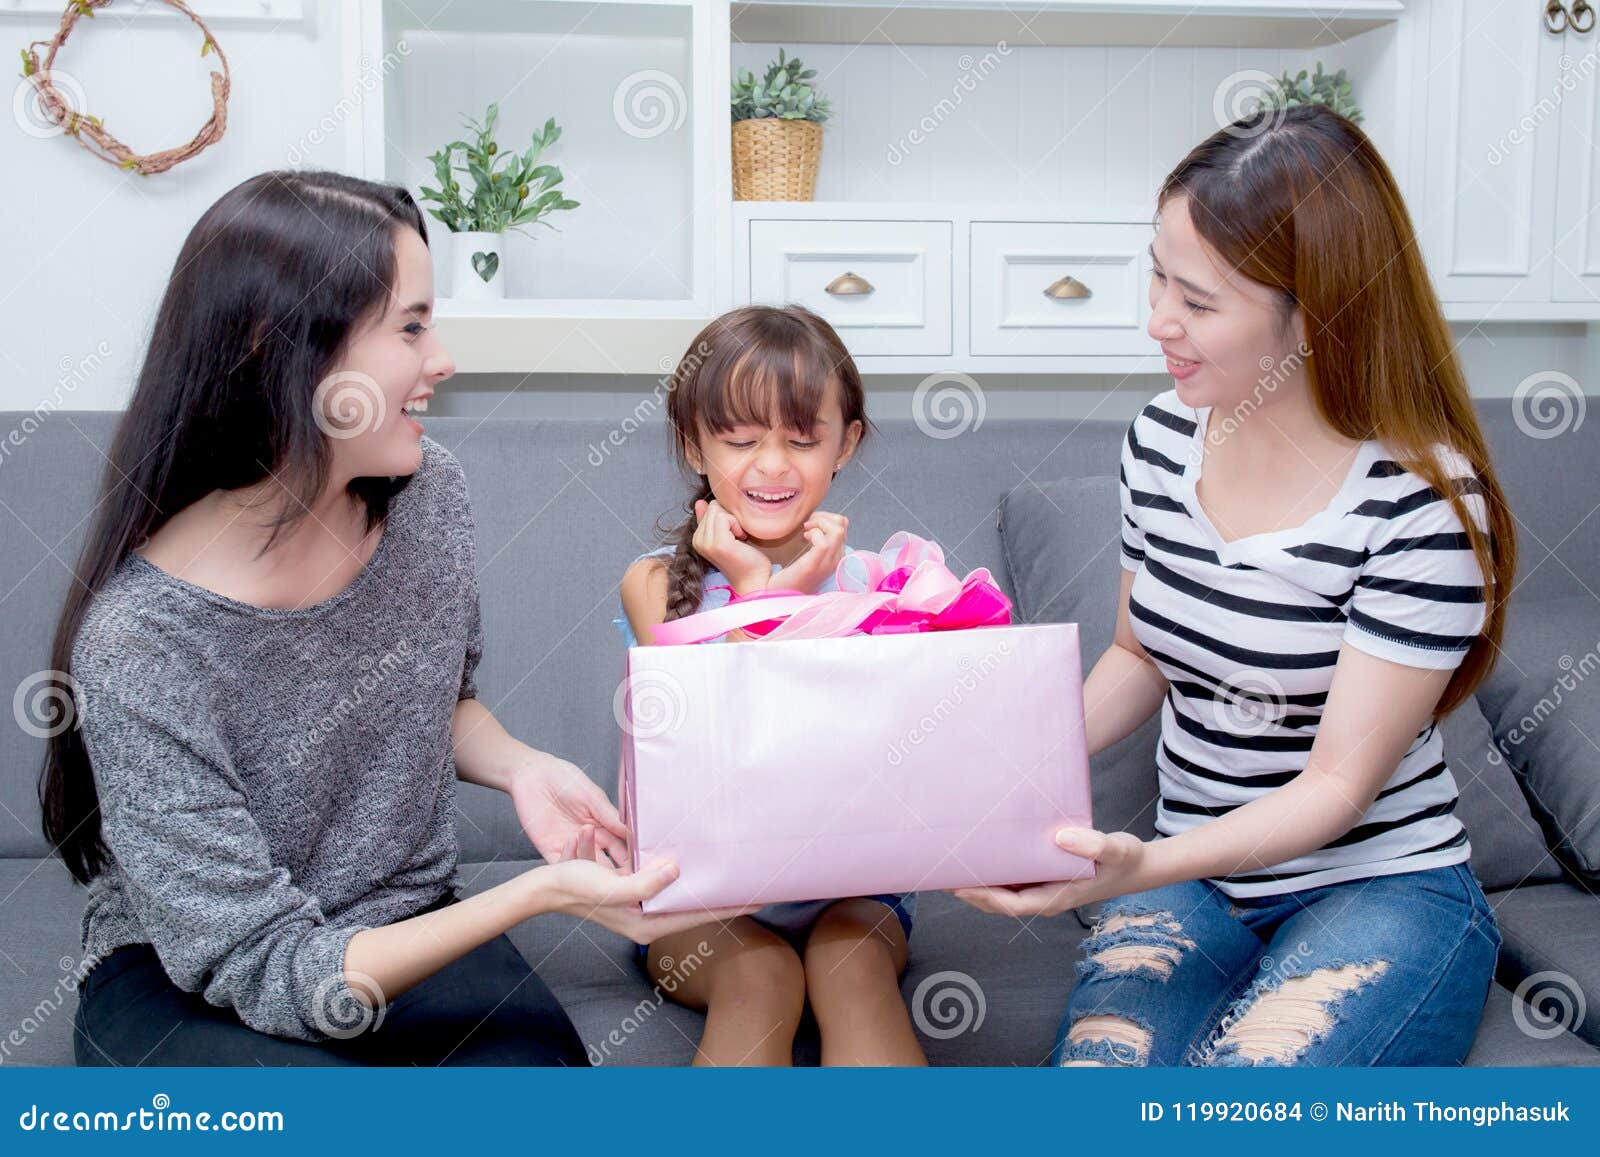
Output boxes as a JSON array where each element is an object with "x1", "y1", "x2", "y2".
[
  {"x1": 1160, "y1": 104, "x2": 1514, "y2": 717},
  {"x1": 659, "y1": 305, "x2": 870, "y2": 621},
  {"x1": 41, "y1": 171, "x2": 426, "y2": 884}
]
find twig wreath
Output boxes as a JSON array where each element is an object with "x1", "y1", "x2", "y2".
[{"x1": 19, "y1": 0, "x2": 230, "y2": 175}]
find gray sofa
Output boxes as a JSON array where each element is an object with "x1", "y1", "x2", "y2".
[{"x1": 2, "y1": 398, "x2": 1597, "y2": 1066}]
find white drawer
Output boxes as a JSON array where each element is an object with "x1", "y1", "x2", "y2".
[
  {"x1": 747, "y1": 220, "x2": 952, "y2": 356},
  {"x1": 970, "y1": 221, "x2": 1156, "y2": 357}
]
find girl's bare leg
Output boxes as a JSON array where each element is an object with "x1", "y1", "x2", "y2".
[
  {"x1": 646, "y1": 916, "x2": 805, "y2": 1066},
  {"x1": 803, "y1": 898, "x2": 928, "y2": 1066}
]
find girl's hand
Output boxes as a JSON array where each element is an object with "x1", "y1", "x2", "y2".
[
  {"x1": 507, "y1": 752, "x2": 632, "y2": 868},
  {"x1": 951, "y1": 827, "x2": 1150, "y2": 918},
  {"x1": 769, "y1": 511, "x2": 849, "y2": 595},
  {"x1": 692, "y1": 498, "x2": 773, "y2": 592},
  {"x1": 537, "y1": 825, "x2": 756, "y2": 944}
]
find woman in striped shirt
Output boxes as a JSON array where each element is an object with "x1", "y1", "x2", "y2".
[{"x1": 955, "y1": 104, "x2": 1517, "y2": 1067}]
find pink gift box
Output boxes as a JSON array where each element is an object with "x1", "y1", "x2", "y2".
[{"x1": 619, "y1": 621, "x2": 1095, "y2": 914}]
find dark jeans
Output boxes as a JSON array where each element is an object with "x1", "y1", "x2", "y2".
[{"x1": 74, "y1": 892, "x2": 589, "y2": 1067}]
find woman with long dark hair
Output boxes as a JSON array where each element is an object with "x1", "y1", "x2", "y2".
[
  {"x1": 956, "y1": 105, "x2": 1516, "y2": 1066},
  {"x1": 43, "y1": 170, "x2": 739, "y2": 1066}
]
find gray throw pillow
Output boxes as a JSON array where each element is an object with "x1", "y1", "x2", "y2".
[{"x1": 1475, "y1": 594, "x2": 1600, "y2": 885}]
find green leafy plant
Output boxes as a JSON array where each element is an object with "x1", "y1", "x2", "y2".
[
  {"x1": 418, "y1": 103, "x2": 579, "y2": 235},
  {"x1": 731, "y1": 49, "x2": 831, "y2": 123},
  {"x1": 1266, "y1": 62, "x2": 1362, "y2": 123}
]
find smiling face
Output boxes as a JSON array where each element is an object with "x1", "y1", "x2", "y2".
[
  {"x1": 1147, "y1": 194, "x2": 1308, "y2": 413},
  {"x1": 319, "y1": 225, "x2": 455, "y2": 482},
  {"x1": 685, "y1": 376, "x2": 863, "y2": 555}
]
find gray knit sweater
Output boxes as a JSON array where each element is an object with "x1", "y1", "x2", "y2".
[{"x1": 72, "y1": 436, "x2": 482, "y2": 1042}]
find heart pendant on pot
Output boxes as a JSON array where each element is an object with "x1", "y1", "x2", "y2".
[{"x1": 452, "y1": 231, "x2": 505, "y2": 300}]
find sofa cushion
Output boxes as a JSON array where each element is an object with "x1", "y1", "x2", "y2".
[
  {"x1": 1438, "y1": 699, "x2": 1564, "y2": 889},
  {"x1": 1475, "y1": 594, "x2": 1600, "y2": 883},
  {"x1": 999, "y1": 475, "x2": 1160, "y2": 840},
  {"x1": 1464, "y1": 980, "x2": 1600, "y2": 1066},
  {"x1": 469, "y1": 861, "x2": 1088, "y2": 1067},
  {"x1": 8, "y1": 855, "x2": 1595, "y2": 1066},
  {"x1": 1487, "y1": 881, "x2": 1600, "y2": 1047},
  {"x1": 998, "y1": 475, "x2": 1562, "y2": 889}
]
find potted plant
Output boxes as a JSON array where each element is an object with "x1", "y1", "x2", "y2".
[
  {"x1": 418, "y1": 103, "x2": 579, "y2": 300},
  {"x1": 731, "y1": 49, "x2": 832, "y2": 201},
  {"x1": 1267, "y1": 62, "x2": 1362, "y2": 122}
]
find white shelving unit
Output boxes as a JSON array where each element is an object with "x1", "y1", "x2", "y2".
[
  {"x1": 346, "y1": 0, "x2": 730, "y2": 373},
  {"x1": 339, "y1": 0, "x2": 1599, "y2": 375}
]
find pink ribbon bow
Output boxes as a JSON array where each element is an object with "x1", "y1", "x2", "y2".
[{"x1": 649, "y1": 532, "x2": 1012, "y2": 646}]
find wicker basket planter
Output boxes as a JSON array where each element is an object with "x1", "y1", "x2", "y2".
[{"x1": 732, "y1": 118, "x2": 824, "y2": 201}]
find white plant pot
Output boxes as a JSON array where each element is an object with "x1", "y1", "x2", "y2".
[{"x1": 451, "y1": 231, "x2": 505, "y2": 300}]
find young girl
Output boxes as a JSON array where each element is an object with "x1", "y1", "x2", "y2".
[
  {"x1": 616, "y1": 305, "x2": 926, "y2": 1066},
  {"x1": 955, "y1": 104, "x2": 1515, "y2": 1066}
]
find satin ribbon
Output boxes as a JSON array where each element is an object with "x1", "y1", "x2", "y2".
[{"x1": 649, "y1": 532, "x2": 1012, "y2": 645}]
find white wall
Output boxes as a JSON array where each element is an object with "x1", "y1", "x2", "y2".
[
  {"x1": 2, "y1": 0, "x2": 352, "y2": 411},
  {"x1": 3, "y1": 4, "x2": 1595, "y2": 420}
]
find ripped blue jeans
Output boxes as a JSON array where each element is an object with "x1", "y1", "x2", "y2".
[{"x1": 1053, "y1": 863, "x2": 1501, "y2": 1067}]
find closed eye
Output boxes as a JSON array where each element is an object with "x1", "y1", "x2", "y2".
[
  {"x1": 403, "y1": 320, "x2": 430, "y2": 339},
  {"x1": 1152, "y1": 270, "x2": 1212, "y2": 313}
]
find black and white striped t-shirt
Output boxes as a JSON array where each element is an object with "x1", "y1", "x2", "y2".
[{"x1": 1119, "y1": 390, "x2": 1489, "y2": 897}]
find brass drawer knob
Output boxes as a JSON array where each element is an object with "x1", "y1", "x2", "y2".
[
  {"x1": 825, "y1": 271, "x2": 874, "y2": 296},
  {"x1": 1044, "y1": 274, "x2": 1093, "y2": 300}
]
